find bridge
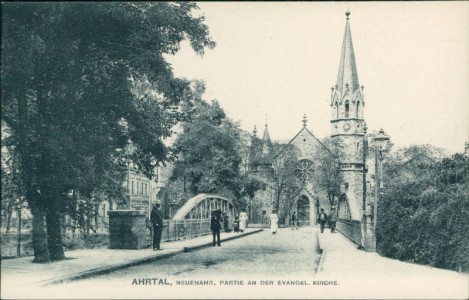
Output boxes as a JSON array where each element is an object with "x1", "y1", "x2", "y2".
[{"x1": 159, "y1": 194, "x2": 237, "y2": 242}]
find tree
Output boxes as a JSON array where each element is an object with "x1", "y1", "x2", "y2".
[
  {"x1": 170, "y1": 82, "x2": 244, "y2": 203},
  {"x1": 272, "y1": 144, "x2": 302, "y2": 221},
  {"x1": 311, "y1": 137, "x2": 342, "y2": 207},
  {"x1": 1, "y1": 2, "x2": 214, "y2": 262},
  {"x1": 377, "y1": 144, "x2": 469, "y2": 272}
]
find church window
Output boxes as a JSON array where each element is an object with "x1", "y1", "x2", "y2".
[
  {"x1": 335, "y1": 102, "x2": 339, "y2": 118},
  {"x1": 345, "y1": 100, "x2": 350, "y2": 118},
  {"x1": 356, "y1": 101, "x2": 360, "y2": 118},
  {"x1": 357, "y1": 142, "x2": 360, "y2": 150},
  {"x1": 295, "y1": 159, "x2": 314, "y2": 182},
  {"x1": 338, "y1": 196, "x2": 351, "y2": 219}
]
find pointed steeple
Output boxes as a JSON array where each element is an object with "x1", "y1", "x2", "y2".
[
  {"x1": 259, "y1": 123, "x2": 273, "y2": 164},
  {"x1": 336, "y1": 11, "x2": 360, "y2": 95}
]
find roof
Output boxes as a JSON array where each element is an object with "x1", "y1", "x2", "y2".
[
  {"x1": 333, "y1": 12, "x2": 360, "y2": 103},
  {"x1": 274, "y1": 126, "x2": 336, "y2": 160}
]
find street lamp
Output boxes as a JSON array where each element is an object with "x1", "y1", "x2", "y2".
[{"x1": 372, "y1": 129, "x2": 390, "y2": 230}]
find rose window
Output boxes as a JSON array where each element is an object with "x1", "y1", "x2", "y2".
[{"x1": 295, "y1": 159, "x2": 314, "y2": 182}]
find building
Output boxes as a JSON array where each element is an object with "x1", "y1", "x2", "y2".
[{"x1": 246, "y1": 12, "x2": 382, "y2": 227}]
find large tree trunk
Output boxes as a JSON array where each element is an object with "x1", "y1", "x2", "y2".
[
  {"x1": 31, "y1": 198, "x2": 50, "y2": 263},
  {"x1": 46, "y1": 194, "x2": 65, "y2": 261}
]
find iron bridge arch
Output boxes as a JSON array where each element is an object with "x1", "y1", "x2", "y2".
[{"x1": 172, "y1": 193, "x2": 236, "y2": 221}]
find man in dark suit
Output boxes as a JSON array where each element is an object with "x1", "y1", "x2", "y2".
[
  {"x1": 210, "y1": 210, "x2": 222, "y2": 247},
  {"x1": 150, "y1": 202, "x2": 164, "y2": 250}
]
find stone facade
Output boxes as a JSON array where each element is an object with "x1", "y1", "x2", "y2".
[
  {"x1": 108, "y1": 210, "x2": 148, "y2": 249},
  {"x1": 246, "y1": 12, "x2": 376, "y2": 224}
]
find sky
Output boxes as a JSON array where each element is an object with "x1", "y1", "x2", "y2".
[{"x1": 166, "y1": 2, "x2": 468, "y2": 154}]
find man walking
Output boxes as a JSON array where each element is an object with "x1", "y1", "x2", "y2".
[
  {"x1": 150, "y1": 202, "x2": 164, "y2": 250},
  {"x1": 291, "y1": 211, "x2": 298, "y2": 230},
  {"x1": 317, "y1": 208, "x2": 328, "y2": 233}
]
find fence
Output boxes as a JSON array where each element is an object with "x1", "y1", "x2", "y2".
[
  {"x1": 159, "y1": 219, "x2": 212, "y2": 242},
  {"x1": 336, "y1": 219, "x2": 361, "y2": 246}
]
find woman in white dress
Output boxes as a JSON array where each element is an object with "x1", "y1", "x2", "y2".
[
  {"x1": 270, "y1": 211, "x2": 279, "y2": 234},
  {"x1": 239, "y1": 210, "x2": 248, "y2": 232}
]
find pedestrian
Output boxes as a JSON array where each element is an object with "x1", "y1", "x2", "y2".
[
  {"x1": 239, "y1": 210, "x2": 248, "y2": 233},
  {"x1": 317, "y1": 208, "x2": 328, "y2": 234},
  {"x1": 233, "y1": 213, "x2": 240, "y2": 233},
  {"x1": 150, "y1": 202, "x2": 164, "y2": 250},
  {"x1": 223, "y1": 212, "x2": 231, "y2": 232},
  {"x1": 291, "y1": 211, "x2": 298, "y2": 230},
  {"x1": 270, "y1": 210, "x2": 279, "y2": 235},
  {"x1": 329, "y1": 206, "x2": 338, "y2": 233},
  {"x1": 211, "y1": 210, "x2": 222, "y2": 246}
]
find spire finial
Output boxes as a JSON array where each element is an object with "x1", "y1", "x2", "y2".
[
  {"x1": 265, "y1": 115, "x2": 268, "y2": 127},
  {"x1": 302, "y1": 114, "x2": 308, "y2": 127},
  {"x1": 346, "y1": 10, "x2": 350, "y2": 20},
  {"x1": 253, "y1": 125, "x2": 257, "y2": 137}
]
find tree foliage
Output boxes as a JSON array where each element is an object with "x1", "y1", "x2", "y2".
[
  {"x1": 1, "y1": 2, "x2": 214, "y2": 262},
  {"x1": 377, "y1": 145, "x2": 468, "y2": 272},
  {"x1": 272, "y1": 144, "x2": 303, "y2": 221}
]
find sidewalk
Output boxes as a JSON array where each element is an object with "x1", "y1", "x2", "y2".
[
  {"x1": 316, "y1": 228, "x2": 468, "y2": 299},
  {"x1": 1, "y1": 228, "x2": 262, "y2": 288}
]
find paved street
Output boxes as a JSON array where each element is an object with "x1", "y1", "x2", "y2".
[{"x1": 33, "y1": 228, "x2": 321, "y2": 299}]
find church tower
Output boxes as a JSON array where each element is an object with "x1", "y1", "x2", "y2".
[
  {"x1": 330, "y1": 11, "x2": 365, "y2": 220},
  {"x1": 248, "y1": 123, "x2": 274, "y2": 174}
]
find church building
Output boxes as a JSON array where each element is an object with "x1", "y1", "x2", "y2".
[{"x1": 247, "y1": 12, "x2": 375, "y2": 227}]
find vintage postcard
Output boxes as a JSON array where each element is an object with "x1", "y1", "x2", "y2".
[{"x1": 1, "y1": 2, "x2": 468, "y2": 299}]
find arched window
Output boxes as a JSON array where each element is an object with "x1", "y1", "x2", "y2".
[
  {"x1": 345, "y1": 100, "x2": 350, "y2": 118},
  {"x1": 356, "y1": 101, "x2": 360, "y2": 118},
  {"x1": 335, "y1": 102, "x2": 339, "y2": 119},
  {"x1": 338, "y1": 195, "x2": 351, "y2": 219}
]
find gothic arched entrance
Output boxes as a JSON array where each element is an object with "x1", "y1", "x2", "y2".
[{"x1": 297, "y1": 195, "x2": 310, "y2": 226}]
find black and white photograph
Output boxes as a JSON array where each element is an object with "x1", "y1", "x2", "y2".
[{"x1": 1, "y1": 2, "x2": 468, "y2": 299}]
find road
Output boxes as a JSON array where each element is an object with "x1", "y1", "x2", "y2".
[{"x1": 38, "y1": 227, "x2": 321, "y2": 299}]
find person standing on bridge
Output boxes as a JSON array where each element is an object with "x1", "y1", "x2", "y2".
[
  {"x1": 150, "y1": 202, "x2": 164, "y2": 250},
  {"x1": 210, "y1": 210, "x2": 222, "y2": 246},
  {"x1": 239, "y1": 209, "x2": 248, "y2": 233},
  {"x1": 270, "y1": 210, "x2": 279, "y2": 235},
  {"x1": 329, "y1": 206, "x2": 338, "y2": 233},
  {"x1": 317, "y1": 208, "x2": 328, "y2": 234},
  {"x1": 233, "y1": 213, "x2": 240, "y2": 233},
  {"x1": 291, "y1": 211, "x2": 298, "y2": 230}
]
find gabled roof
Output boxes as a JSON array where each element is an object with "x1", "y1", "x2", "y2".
[{"x1": 274, "y1": 126, "x2": 335, "y2": 160}]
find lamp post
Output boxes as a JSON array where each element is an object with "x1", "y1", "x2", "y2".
[{"x1": 372, "y1": 129, "x2": 390, "y2": 231}]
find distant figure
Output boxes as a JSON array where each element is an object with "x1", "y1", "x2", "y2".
[
  {"x1": 329, "y1": 206, "x2": 338, "y2": 233},
  {"x1": 270, "y1": 210, "x2": 279, "y2": 234},
  {"x1": 317, "y1": 208, "x2": 328, "y2": 234},
  {"x1": 223, "y1": 212, "x2": 231, "y2": 232},
  {"x1": 239, "y1": 210, "x2": 248, "y2": 233},
  {"x1": 291, "y1": 211, "x2": 298, "y2": 230},
  {"x1": 210, "y1": 210, "x2": 222, "y2": 247},
  {"x1": 150, "y1": 202, "x2": 164, "y2": 250},
  {"x1": 233, "y1": 213, "x2": 240, "y2": 233}
]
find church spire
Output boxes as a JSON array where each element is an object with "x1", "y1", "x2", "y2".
[
  {"x1": 262, "y1": 122, "x2": 271, "y2": 144},
  {"x1": 336, "y1": 11, "x2": 360, "y2": 94}
]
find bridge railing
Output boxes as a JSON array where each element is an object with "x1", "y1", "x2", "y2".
[
  {"x1": 336, "y1": 219, "x2": 361, "y2": 246},
  {"x1": 159, "y1": 219, "x2": 211, "y2": 242}
]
